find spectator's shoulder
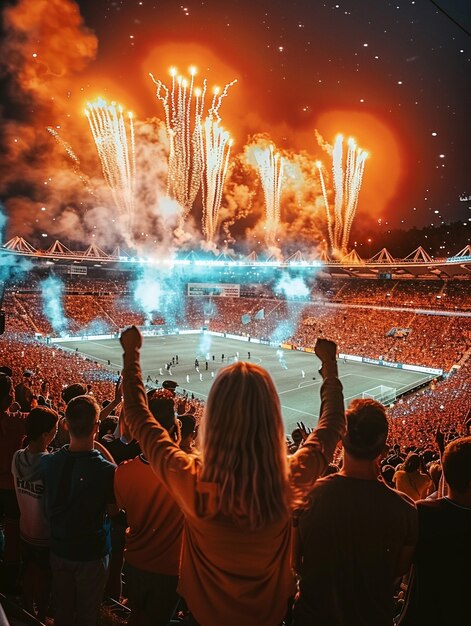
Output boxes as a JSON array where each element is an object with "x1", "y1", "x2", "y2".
[
  {"x1": 98, "y1": 454, "x2": 117, "y2": 472},
  {"x1": 385, "y1": 482, "x2": 417, "y2": 511},
  {"x1": 312, "y1": 473, "x2": 339, "y2": 490},
  {"x1": 115, "y1": 456, "x2": 139, "y2": 474},
  {"x1": 416, "y1": 496, "x2": 446, "y2": 512},
  {"x1": 303, "y1": 474, "x2": 340, "y2": 501},
  {"x1": 39, "y1": 447, "x2": 63, "y2": 472},
  {"x1": 11, "y1": 447, "x2": 22, "y2": 470}
]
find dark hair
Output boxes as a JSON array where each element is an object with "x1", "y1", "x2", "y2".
[
  {"x1": 180, "y1": 413, "x2": 196, "y2": 439},
  {"x1": 148, "y1": 390, "x2": 178, "y2": 440},
  {"x1": 61, "y1": 383, "x2": 87, "y2": 405},
  {"x1": 65, "y1": 395, "x2": 100, "y2": 438},
  {"x1": 99, "y1": 416, "x2": 117, "y2": 439},
  {"x1": 403, "y1": 452, "x2": 421, "y2": 473},
  {"x1": 291, "y1": 428, "x2": 303, "y2": 446},
  {"x1": 25, "y1": 407, "x2": 59, "y2": 442},
  {"x1": 343, "y1": 398, "x2": 388, "y2": 460},
  {"x1": 442, "y1": 437, "x2": 471, "y2": 494}
]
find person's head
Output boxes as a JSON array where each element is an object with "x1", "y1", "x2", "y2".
[
  {"x1": 65, "y1": 395, "x2": 100, "y2": 440},
  {"x1": 149, "y1": 390, "x2": 180, "y2": 443},
  {"x1": 61, "y1": 383, "x2": 86, "y2": 405},
  {"x1": 291, "y1": 428, "x2": 303, "y2": 448},
  {"x1": 25, "y1": 407, "x2": 59, "y2": 447},
  {"x1": 99, "y1": 416, "x2": 117, "y2": 440},
  {"x1": 343, "y1": 399, "x2": 388, "y2": 461},
  {"x1": 442, "y1": 436, "x2": 471, "y2": 495},
  {"x1": 199, "y1": 361, "x2": 290, "y2": 530},
  {"x1": 403, "y1": 452, "x2": 421, "y2": 473},
  {"x1": 162, "y1": 380, "x2": 178, "y2": 396},
  {"x1": 0, "y1": 374, "x2": 14, "y2": 411},
  {"x1": 179, "y1": 413, "x2": 196, "y2": 440}
]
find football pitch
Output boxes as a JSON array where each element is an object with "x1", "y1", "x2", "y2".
[{"x1": 58, "y1": 334, "x2": 434, "y2": 434}]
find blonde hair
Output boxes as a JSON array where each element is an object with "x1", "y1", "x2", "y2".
[{"x1": 199, "y1": 361, "x2": 290, "y2": 530}]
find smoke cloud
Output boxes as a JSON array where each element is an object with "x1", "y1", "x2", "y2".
[
  {"x1": 0, "y1": 2, "x2": 357, "y2": 259},
  {"x1": 40, "y1": 275, "x2": 68, "y2": 334},
  {"x1": 132, "y1": 266, "x2": 186, "y2": 327},
  {"x1": 0, "y1": 0, "x2": 100, "y2": 245}
]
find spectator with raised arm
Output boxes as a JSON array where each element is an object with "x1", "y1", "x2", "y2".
[{"x1": 120, "y1": 326, "x2": 345, "y2": 626}]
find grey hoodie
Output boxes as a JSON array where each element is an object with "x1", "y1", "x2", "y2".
[{"x1": 11, "y1": 448, "x2": 50, "y2": 546}]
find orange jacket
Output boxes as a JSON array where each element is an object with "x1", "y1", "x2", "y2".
[
  {"x1": 122, "y1": 348, "x2": 345, "y2": 626},
  {"x1": 115, "y1": 454, "x2": 184, "y2": 575}
]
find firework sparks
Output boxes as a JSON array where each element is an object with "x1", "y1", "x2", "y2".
[
  {"x1": 46, "y1": 127, "x2": 93, "y2": 193},
  {"x1": 316, "y1": 160, "x2": 333, "y2": 251},
  {"x1": 85, "y1": 98, "x2": 136, "y2": 233},
  {"x1": 253, "y1": 144, "x2": 284, "y2": 247},
  {"x1": 149, "y1": 67, "x2": 236, "y2": 227},
  {"x1": 201, "y1": 118, "x2": 232, "y2": 244},
  {"x1": 316, "y1": 134, "x2": 367, "y2": 255}
]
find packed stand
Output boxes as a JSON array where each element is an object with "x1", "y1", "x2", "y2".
[
  {"x1": 0, "y1": 325, "x2": 470, "y2": 626},
  {"x1": 4, "y1": 288, "x2": 470, "y2": 371}
]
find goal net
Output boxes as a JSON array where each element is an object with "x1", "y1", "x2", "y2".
[{"x1": 362, "y1": 385, "x2": 397, "y2": 405}]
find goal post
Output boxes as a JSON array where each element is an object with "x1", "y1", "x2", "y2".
[{"x1": 362, "y1": 385, "x2": 397, "y2": 405}]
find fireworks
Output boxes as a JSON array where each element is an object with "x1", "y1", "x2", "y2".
[
  {"x1": 201, "y1": 118, "x2": 232, "y2": 244},
  {"x1": 252, "y1": 144, "x2": 284, "y2": 247},
  {"x1": 317, "y1": 134, "x2": 368, "y2": 255},
  {"x1": 149, "y1": 67, "x2": 236, "y2": 226},
  {"x1": 46, "y1": 127, "x2": 93, "y2": 193},
  {"x1": 47, "y1": 127, "x2": 81, "y2": 169},
  {"x1": 44, "y1": 71, "x2": 369, "y2": 256},
  {"x1": 85, "y1": 98, "x2": 136, "y2": 233}
]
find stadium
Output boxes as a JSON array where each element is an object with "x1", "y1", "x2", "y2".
[
  {"x1": 1, "y1": 236, "x2": 469, "y2": 437},
  {"x1": 1, "y1": 0, "x2": 471, "y2": 624},
  {"x1": 1, "y1": 190, "x2": 470, "y2": 626},
  {"x1": 2, "y1": 214, "x2": 471, "y2": 624}
]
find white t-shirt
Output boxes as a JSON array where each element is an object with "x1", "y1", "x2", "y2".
[{"x1": 11, "y1": 448, "x2": 50, "y2": 546}]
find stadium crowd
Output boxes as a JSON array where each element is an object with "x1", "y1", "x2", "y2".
[
  {"x1": 5, "y1": 274, "x2": 471, "y2": 311},
  {"x1": 0, "y1": 275, "x2": 470, "y2": 626},
  {"x1": 4, "y1": 287, "x2": 470, "y2": 372},
  {"x1": 0, "y1": 331, "x2": 471, "y2": 626}
]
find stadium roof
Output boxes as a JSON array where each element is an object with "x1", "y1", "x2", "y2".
[{"x1": 1, "y1": 236, "x2": 470, "y2": 278}]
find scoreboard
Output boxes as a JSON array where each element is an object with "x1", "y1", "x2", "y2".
[{"x1": 187, "y1": 283, "x2": 240, "y2": 297}]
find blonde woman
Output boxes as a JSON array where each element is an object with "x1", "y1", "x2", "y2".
[{"x1": 120, "y1": 326, "x2": 345, "y2": 626}]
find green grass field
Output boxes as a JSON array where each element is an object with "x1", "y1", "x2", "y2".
[{"x1": 58, "y1": 334, "x2": 433, "y2": 434}]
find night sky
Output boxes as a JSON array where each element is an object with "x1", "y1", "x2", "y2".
[{"x1": 1, "y1": 0, "x2": 470, "y2": 252}]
